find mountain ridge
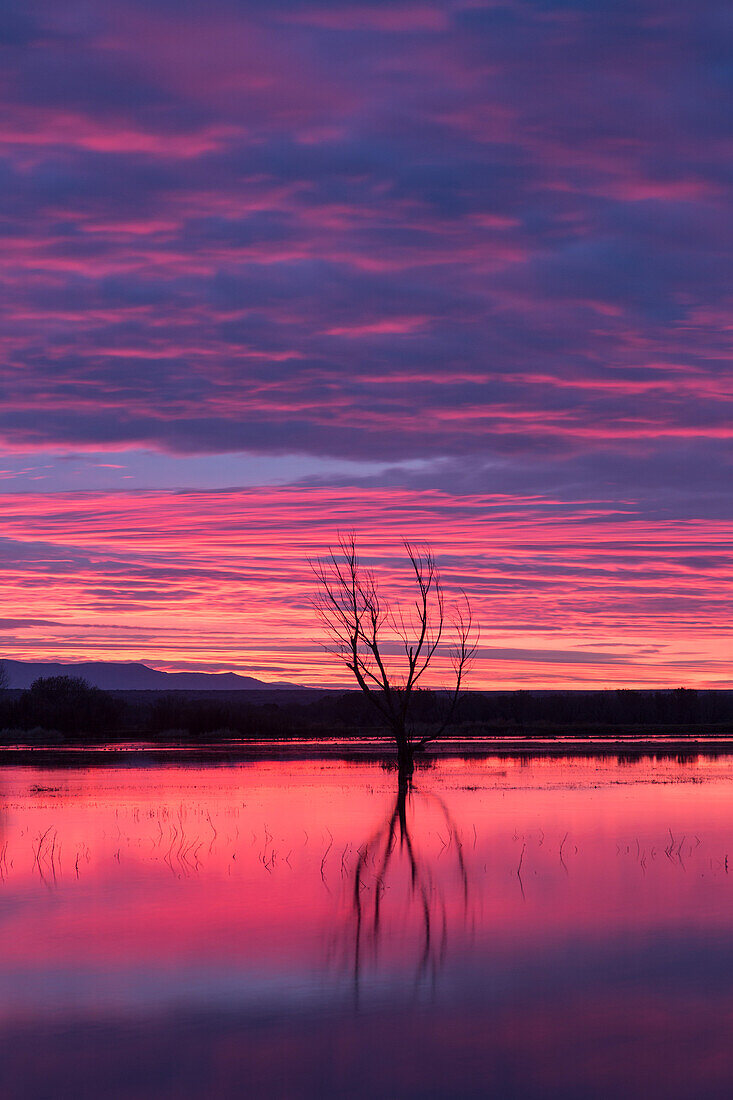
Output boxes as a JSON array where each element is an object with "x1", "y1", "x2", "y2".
[{"x1": 0, "y1": 659, "x2": 303, "y2": 691}]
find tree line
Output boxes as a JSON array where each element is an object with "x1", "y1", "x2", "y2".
[{"x1": 0, "y1": 676, "x2": 731, "y2": 742}]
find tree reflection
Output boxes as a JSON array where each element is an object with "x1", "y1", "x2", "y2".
[{"x1": 331, "y1": 767, "x2": 472, "y2": 1002}]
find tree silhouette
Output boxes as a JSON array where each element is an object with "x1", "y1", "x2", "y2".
[
  {"x1": 18, "y1": 676, "x2": 116, "y2": 735},
  {"x1": 312, "y1": 535, "x2": 478, "y2": 771}
]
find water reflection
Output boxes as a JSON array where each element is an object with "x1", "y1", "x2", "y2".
[
  {"x1": 335, "y1": 771, "x2": 470, "y2": 998},
  {"x1": 2, "y1": 755, "x2": 733, "y2": 1097}
]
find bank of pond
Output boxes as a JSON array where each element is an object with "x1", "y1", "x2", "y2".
[{"x1": 1, "y1": 676, "x2": 732, "y2": 744}]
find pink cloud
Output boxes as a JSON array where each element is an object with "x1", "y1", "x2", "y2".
[{"x1": 0, "y1": 486, "x2": 730, "y2": 688}]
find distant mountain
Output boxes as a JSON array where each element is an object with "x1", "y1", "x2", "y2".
[{"x1": 0, "y1": 660, "x2": 303, "y2": 691}]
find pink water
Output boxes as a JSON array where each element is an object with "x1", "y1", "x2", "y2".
[{"x1": 2, "y1": 754, "x2": 733, "y2": 1097}]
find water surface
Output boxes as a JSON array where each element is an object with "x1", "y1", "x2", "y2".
[{"x1": 2, "y1": 754, "x2": 733, "y2": 1098}]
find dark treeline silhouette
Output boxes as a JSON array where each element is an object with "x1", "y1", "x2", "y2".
[
  {"x1": 3, "y1": 676, "x2": 119, "y2": 738},
  {"x1": 1, "y1": 679, "x2": 733, "y2": 742}
]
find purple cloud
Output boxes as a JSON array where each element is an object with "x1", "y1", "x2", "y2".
[{"x1": 0, "y1": 0, "x2": 731, "y2": 681}]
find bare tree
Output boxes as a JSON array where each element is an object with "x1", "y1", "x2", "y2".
[{"x1": 312, "y1": 535, "x2": 478, "y2": 771}]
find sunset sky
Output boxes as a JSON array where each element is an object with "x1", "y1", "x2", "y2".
[{"x1": 1, "y1": 0, "x2": 731, "y2": 687}]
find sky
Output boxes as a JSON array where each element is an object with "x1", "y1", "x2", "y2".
[{"x1": 0, "y1": 0, "x2": 731, "y2": 688}]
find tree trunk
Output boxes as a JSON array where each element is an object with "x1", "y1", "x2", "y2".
[{"x1": 393, "y1": 721, "x2": 415, "y2": 778}]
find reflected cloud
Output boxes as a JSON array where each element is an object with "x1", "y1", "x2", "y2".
[{"x1": 2, "y1": 756, "x2": 733, "y2": 1097}]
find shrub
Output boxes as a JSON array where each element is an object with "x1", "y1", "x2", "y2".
[{"x1": 17, "y1": 676, "x2": 118, "y2": 736}]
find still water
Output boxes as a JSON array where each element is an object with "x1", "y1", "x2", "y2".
[{"x1": 2, "y1": 753, "x2": 733, "y2": 1098}]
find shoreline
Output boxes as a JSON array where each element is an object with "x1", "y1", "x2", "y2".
[{"x1": 3, "y1": 734, "x2": 733, "y2": 766}]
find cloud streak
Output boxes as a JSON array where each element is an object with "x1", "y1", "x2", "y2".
[
  {"x1": 0, "y1": 0, "x2": 731, "y2": 682},
  {"x1": 0, "y1": 486, "x2": 730, "y2": 687}
]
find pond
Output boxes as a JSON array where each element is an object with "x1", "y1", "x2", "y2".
[{"x1": 1, "y1": 753, "x2": 733, "y2": 1098}]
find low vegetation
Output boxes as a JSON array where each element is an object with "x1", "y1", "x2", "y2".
[{"x1": 0, "y1": 678, "x2": 732, "y2": 743}]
